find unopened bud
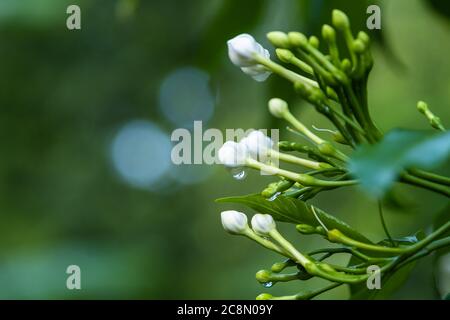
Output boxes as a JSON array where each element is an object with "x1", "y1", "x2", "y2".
[
  {"x1": 309, "y1": 36, "x2": 320, "y2": 49},
  {"x1": 332, "y1": 9, "x2": 350, "y2": 30},
  {"x1": 268, "y1": 98, "x2": 289, "y2": 118},
  {"x1": 322, "y1": 24, "x2": 336, "y2": 42},
  {"x1": 288, "y1": 32, "x2": 308, "y2": 48},
  {"x1": 276, "y1": 48, "x2": 294, "y2": 63},
  {"x1": 267, "y1": 31, "x2": 290, "y2": 48}
]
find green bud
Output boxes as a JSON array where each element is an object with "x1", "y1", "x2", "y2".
[
  {"x1": 261, "y1": 183, "x2": 278, "y2": 198},
  {"x1": 332, "y1": 9, "x2": 350, "y2": 30},
  {"x1": 256, "y1": 293, "x2": 273, "y2": 300},
  {"x1": 317, "y1": 141, "x2": 335, "y2": 156},
  {"x1": 294, "y1": 81, "x2": 314, "y2": 98},
  {"x1": 276, "y1": 48, "x2": 294, "y2": 63},
  {"x1": 417, "y1": 101, "x2": 428, "y2": 114},
  {"x1": 341, "y1": 58, "x2": 352, "y2": 73},
  {"x1": 309, "y1": 36, "x2": 320, "y2": 49},
  {"x1": 322, "y1": 24, "x2": 336, "y2": 42},
  {"x1": 267, "y1": 31, "x2": 290, "y2": 48},
  {"x1": 327, "y1": 229, "x2": 343, "y2": 243},
  {"x1": 353, "y1": 39, "x2": 366, "y2": 54},
  {"x1": 271, "y1": 262, "x2": 286, "y2": 273},
  {"x1": 417, "y1": 101, "x2": 445, "y2": 131},
  {"x1": 296, "y1": 224, "x2": 317, "y2": 234},
  {"x1": 309, "y1": 86, "x2": 327, "y2": 103},
  {"x1": 358, "y1": 31, "x2": 370, "y2": 44},
  {"x1": 315, "y1": 226, "x2": 327, "y2": 236},
  {"x1": 333, "y1": 131, "x2": 350, "y2": 145},
  {"x1": 288, "y1": 32, "x2": 308, "y2": 48},
  {"x1": 268, "y1": 97, "x2": 289, "y2": 118},
  {"x1": 261, "y1": 179, "x2": 294, "y2": 197},
  {"x1": 271, "y1": 259, "x2": 296, "y2": 273},
  {"x1": 256, "y1": 270, "x2": 272, "y2": 283}
]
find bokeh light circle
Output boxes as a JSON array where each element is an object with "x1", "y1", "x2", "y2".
[{"x1": 111, "y1": 120, "x2": 172, "y2": 190}]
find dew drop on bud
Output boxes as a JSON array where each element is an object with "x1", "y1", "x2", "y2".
[
  {"x1": 262, "y1": 282, "x2": 273, "y2": 288},
  {"x1": 268, "y1": 192, "x2": 281, "y2": 202},
  {"x1": 230, "y1": 168, "x2": 247, "y2": 181}
]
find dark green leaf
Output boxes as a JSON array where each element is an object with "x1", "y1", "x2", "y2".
[
  {"x1": 348, "y1": 129, "x2": 450, "y2": 197},
  {"x1": 216, "y1": 193, "x2": 371, "y2": 243}
]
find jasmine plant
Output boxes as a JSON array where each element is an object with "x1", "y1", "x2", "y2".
[{"x1": 217, "y1": 10, "x2": 450, "y2": 300}]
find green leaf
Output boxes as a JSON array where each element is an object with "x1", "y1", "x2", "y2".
[
  {"x1": 348, "y1": 129, "x2": 450, "y2": 197},
  {"x1": 216, "y1": 193, "x2": 371, "y2": 243}
]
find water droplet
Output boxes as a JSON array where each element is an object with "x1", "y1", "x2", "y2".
[
  {"x1": 262, "y1": 282, "x2": 273, "y2": 288},
  {"x1": 230, "y1": 168, "x2": 247, "y2": 180},
  {"x1": 268, "y1": 192, "x2": 281, "y2": 202}
]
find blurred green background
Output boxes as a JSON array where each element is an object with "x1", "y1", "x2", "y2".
[{"x1": 0, "y1": 0, "x2": 448, "y2": 299}]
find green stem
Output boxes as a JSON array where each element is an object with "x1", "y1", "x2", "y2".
[
  {"x1": 246, "y1": 158, "x2": 357, "y2": 187},
  {"x1": 328, "y1": 229, "x2": 407, "y2": 254},
  {"x1": 401, "y1": 173, "x2": 450, "y2": 197},
  {"x1": 255, "y1": 55, "x2": 319, "y2": 88},
  {"x1": 393, "y1": 236, "x2": 450, "y2": 271},
  {"x1": 409, "y1": 169, "x2": 450, "y2": 186},
  {"x1": 378, "y1": 200, "x2": 395, "y2": 247}
]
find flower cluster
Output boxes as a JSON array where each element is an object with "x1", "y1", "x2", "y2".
[{"x1": 217, "y1": 9, "x2": 450, "y2": 300}]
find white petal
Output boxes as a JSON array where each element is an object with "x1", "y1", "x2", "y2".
[
  {"x1": 251, "y1": 214, "x2": 276, "y2": 236},
  {"x1": 241, "y1": 130, "x2": 273, "y2": 159},
  {"x1": 221, "y1": 210, "x2": 248, "y2": 235},
  {"x1": 218, "y1": 141, "x2": 248, "y2": 168},
  {"x1": 227, "y1": 34, "x2": 259, "y2": 67}
]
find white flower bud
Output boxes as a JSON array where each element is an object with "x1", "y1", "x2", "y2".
[
  {"x1": 241, "y1": 130, "x2": 273, "y2": 159},
  {"x1": 241, "y1": 65, "x2": 271, "y2": 82},
  {"x1": 268, "y1": 98, "x2": 289, "y2": 118},
  {"x1": 221, "y1": 210, "x2": 248, "y2": 235},
  {"x1": 218, "y1": 141, "x2": 248, "y2": 168},
  {"x1": 227, "y1": 33, "x2": 272, "y2": 82},
  {"x1": 251, "y1": 214, "x2": 276, "y2": 236}
]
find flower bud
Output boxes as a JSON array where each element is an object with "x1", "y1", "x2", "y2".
[
  {"x1": 220, "y1": 210, "x2": 248, "y2": 235},
  {"x1": 357, "y1": 31, "x2": 370, "y2": 45},
  {"x1": 275, "y1": 48, "x2": 294, "y2": 63},
  {"x1": 218, "y1": 141, "x2": 248, "y2": 168},
  {"x1": 256, "y1": 293, "x2": 273, "y2": 300},
  {"x1": 227, "y1": 33, "x2": 262, "y2": 67},
  {"x1": 317, "y1": 141, "x2": 335, "y2": 157},
  {"x1": 332, "y1": 9, "x2": 350, "y2": 30},
  {"x1": 267, "y1": 31, "x2": 290, "y2": 48},
  {"x1": 296, "y1": 224, "x2": 317, "y2": 235},
  {"x1": 268, "y1": 98, "x2": 289, "y2": 118},
  {"x1": 341, "y1": 58, "x2": 352, "y2": 73},
  {"x1": 322, "y1": 24, "x2": 336, "y2": 42},
  {"x1": 256, "y1": 270, "x2": 272, "y2": 284},
  {"x1": 309, "y1": 36, "x2": 320, "y2": 49},
  {"x1": 241, "y1": 130, "x2": 273, "y2": 159},
  {"x1": 352, "y1": 39, "x2": 366, "y2": 54},
  {"x1": 288, "y1": 32, "x2": 308, "y2": 48},
  {"x1": 241, "y1": 65, "x2": 272, "y2": 82},
  {"x1": 251, "y1": 214, "x2": 276, "y2": 236},
  {"x1": 227, "y1": 33, "x2": 272, "y2": 81},
  {"x1": 417, "y1": 101, "x2": 428, "y2": 114}
]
